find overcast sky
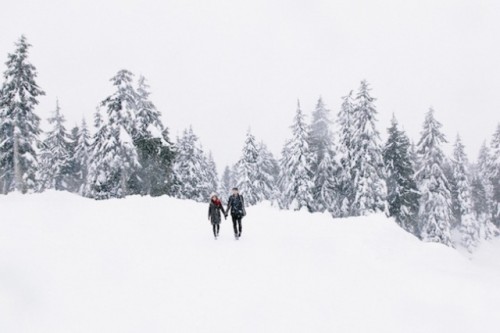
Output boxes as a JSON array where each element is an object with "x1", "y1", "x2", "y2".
[{"x1": 1, "y1": 0, "x2": 499, "y2": 171}]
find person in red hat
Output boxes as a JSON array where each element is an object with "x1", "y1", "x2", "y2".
[{"x1": 208, "y1": 193, "x2": 226, "y2": 240}]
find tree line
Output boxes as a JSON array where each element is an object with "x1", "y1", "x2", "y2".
[{"x1": 1, "y1": 36, "x2": 499, "y2": 251}]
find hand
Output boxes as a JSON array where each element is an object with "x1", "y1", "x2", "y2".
[{"x1": 224, "y1": 215, "x2": 227, "y2": 220}]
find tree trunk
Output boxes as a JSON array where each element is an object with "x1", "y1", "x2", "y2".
[{"x1": 13, "y1": 134, "x2": 23, "y2": 193}]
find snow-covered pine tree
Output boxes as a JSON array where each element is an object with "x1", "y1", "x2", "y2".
[
  {"x1": 0, "y1": 36, "x2": 45, "y2": 194},
  {"x1": 477, "y1": 142, "x2": 495, "y2": 218},
  {"x1": 278, "y1": 101, "x2": 314, "y2": 211},
  {"x1": 171, "y1": 127, "x2": 208, "y2": 202},
  {"x1": 96, "y1": 70, "x2": 141, "y2": 198},
  {"x1": 470, "y1": 175, "x2": 498, "y2": 240},
  {"x1": 475, "y1": 141, "x2": 499, "y2": 238},
  {"x1": 72, "y1": 118, "x2": 92, "y2": 195},
  {"x1": 349, "y1": 80, "x2": 387, "y2": 215},
  {"x1": 133, "y1": 75, "x2": 175, "y2": 196},
  {"x1": 451, "y1": 135, "x2": 480, "y2": 251},
  {"x1": 489, "y1": 124, "x2": 500, "y2": 227},
  {"x1": 383, "y1": 115, "x2": 420, "y2": 234},
  {"x1": 336, "y1": 91, "x2": 356, "y2": 216},
  {"x1": 205, "y1": 152, "x2": 219, "y2": 198},
  {"x1": 65, "y1": 125, "x2": 80, "y2": 192},
  {"x1": 39, "y1": 100, "x2": 72, "y2": 191},
  {"x1": 236, "y1": 130, "x2": 260, "y2": 205},
  {"x1": 256, "y1": 142, "x2": 279, "y2": 204},
  {"x1": 308, "y1": 97, "x2": 339, "y2": 213},
  {"x1": 85, "y1": 108, "x2": 112, "y2": 199},
  {"x1": 219, "y1": 166, "x2": 233, "y2": 200},
  {"x1": 415, "y1": 109, "x2": 453, "y2": 246}
]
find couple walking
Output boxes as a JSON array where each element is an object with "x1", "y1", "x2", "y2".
[{"x1": 208, "y1": 187, "x2": 246, "y2": 240}]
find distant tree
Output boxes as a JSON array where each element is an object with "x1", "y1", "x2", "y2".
[
  {"x1": 349, "y1": 80, "x2": 387, "y2": 215},
  {"x1": 235, "y1": 130, "x2": 260, "y2": 205},
  {"x1": 39, "y1": 100, "x2": 72, "y2": 191},
  {"x1": 308, "y1": 97, "x2": 339, "y2": 213},
  {"x1": 415, "y1": 109, "x2": 453, "y2": 246},
  {"x1": 475, "y1": 141, "x2": 499, "y2": 238},
  {"x1": 205, "y1": 152, "x2": 219, "y2": 196},
  {"x1": 219, "y1": 166, "x2": 233, "y2": 201},
  {"x1": 171, "y1": 127, "x2": 209, "y2": 202},
  {"x1": 72, "y1": 118, "x2": 92, "y2": 194},
  {"x1": 65, "y1": 124, "x2": 80, "y2": 192},
  {"x1": 336, "y1": 91, "x2": 356, "y2": 216},
  {"x1": 451, "y1": 135, "x2": 480, "y2": 251},
  {"x1": 133, "y1": 76, "x2": 175, "y2": 196},
  {"x1": 84, "y1": 70, "x2": 142, "y2": 199},
  {"x1": 383, "y1": 115, "x2": 420, "y2": 234},
  {"x1": 256, "y1": 141, "x2": 279, "y2": 204},
  {"x1": 489, "y1": 124, "x2": 500, "y2": 227},
  {"x1": 278, "y1": 101, "x2": 314, "y2": 211},
  {"x1": 470, "y1": 175, "x2": 498, "y2": 240},
  {"x1": 0, "y1": 35, "x2": 45, "y2": 193}
]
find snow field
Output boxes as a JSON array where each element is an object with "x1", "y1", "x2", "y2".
[{"x1": 1, "y1": 192, "x2": 499, "y2": 333}]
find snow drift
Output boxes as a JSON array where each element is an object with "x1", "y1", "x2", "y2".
[{"x1": 1, "y1": 192, "x2": 499, "y2": 333}]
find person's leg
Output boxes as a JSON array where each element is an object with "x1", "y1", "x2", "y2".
[
  {"x1": 216, "y1": 224, "x2": 220, "y2": 236},
  {"x1": 232, "y1": 215, "x2": 238, "y2": 236},
  {"x1": 212, "y1": 224, "x2": 217, "y2": 237},
  {"x1": 237, "y1": 218, "x2": 242, "y2": 237}
]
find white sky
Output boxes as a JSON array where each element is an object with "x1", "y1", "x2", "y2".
[{"x1": 1, "y1": 0, "x2": 500, "y2": 172}]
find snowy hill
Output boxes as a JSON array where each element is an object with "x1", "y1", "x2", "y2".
[{"x1": 1, "y1": 192, "x2": 499, "y2": 333}]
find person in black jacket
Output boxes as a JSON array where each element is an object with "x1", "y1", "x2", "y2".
[
  {"x1": 208, "y1": 193, "x2": 226, "y2": 240},
  {"x1": 226, "y1": 187, "x2": 246, "y2": 239}
]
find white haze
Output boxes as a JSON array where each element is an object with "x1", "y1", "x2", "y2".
[{"x1": 1, "y1": 0, "x2": 499, "y2": 171}]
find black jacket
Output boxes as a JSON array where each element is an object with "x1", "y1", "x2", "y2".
[{"x1": 227, "y1": 194, "x2": 246, "y2": 218}]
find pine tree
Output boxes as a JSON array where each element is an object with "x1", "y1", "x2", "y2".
[
  {"x1": 278, "y1": 101, "x2": 314, "y2": 211},
  {"x1": 73, "y1": 118, "x2": 92, "y2": 194},
  {"x1": 97, "y1": 70, "x2": 141, "y2": 197},
  {"x1": 206, "y1": 152, "x2": 219, "y2": 196},
  {"x1": 39, "y1": 100, "x2": 72, "y2": 191},
  {"x1": 308, "y1": 97, "x2": 339, "y2": 213},
  {"x1": 85, "y1": 70, "x2": 141, "y2": 200},
  {"x1": 85, "y1": 109, "x2": 111, "y2": 199},
  {"x1": 383, "y1": 115, "x2": 420, "y2": 234},
  {"x1": 477, "y1": 142, "x2": 495, "y2": 218},
  {"x1": 452, "y1": 135, "x2": 480, "y2": 251},
  {"x1": 171, "y1": 127, "x2": 208, "y2": 202},
  {"x1": 470, "y1": 176, "x2": 498, "y2": 240},
  {"x1": 0, "y1": 36, "x2": 45, "y2": 193},
  {"x1": 475, "y1": 141, "x2": 499, "y2": 238},
  {"x1": 336, "y1": 91, "x2": 356, "y2": 216},
  {"x1": 236, "y1": 130, "x2": 260, "y2": 205},
  {"x1": 349, "y1": 80, "x2": 387, "y2": 215},
  {"x1": 65, "y1": 125, "x2": 80, "y2": 192},
  {"x1": 489, "y1": 124, "x2": 500, "y2": 227},
  {"x1": 219, "y1": 166, "x2": 233, "y2": 200},
  {"x1": 415, "y1": 109, "x2": 453, "y2": 246},
  {"x1": 133, "y1": 75, "x2": 175, "y2": 196},
  {"x1": 256, "y1": 142, "x2": 279, "y2": 204}
]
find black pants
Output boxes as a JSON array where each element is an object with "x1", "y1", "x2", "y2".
[
  {"x1": 212, "y1": 223, "x2": 220, "y2": 237},
  {"x1": 231, "y1": 215, "x2": 242, "y2": 236}
]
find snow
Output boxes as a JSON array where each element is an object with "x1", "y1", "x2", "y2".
[{"x1": 1, "y1": 192, "x2": 499, "y2": 333}]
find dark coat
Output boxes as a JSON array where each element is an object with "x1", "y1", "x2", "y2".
[
  {"x1": 227, "y1": 194, "x2": 246, "y2": 218},
  {"x1": 208, "y1": 199, "x2": 226, "y2": 225}
]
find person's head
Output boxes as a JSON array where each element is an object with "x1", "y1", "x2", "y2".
[
  {"x1": 210, "y1": 192, "x2": 218, "y2": 201},
  {"x1": 232, "y1": 187, "x2": 239, "y2": 196}
]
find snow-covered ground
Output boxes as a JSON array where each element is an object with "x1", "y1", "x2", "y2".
[{"x1": 1, "y1": 192, "x2": 499, "y2": 333}]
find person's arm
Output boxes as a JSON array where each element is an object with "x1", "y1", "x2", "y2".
[
  {"x1": 226, "y1": 197, "x2": 232, "y2": 214},
  {"x1": 208, "y1": 204, "x2": 211, "y2": 220},
  {"x1": 241, "y1": 195, "x2": 246, "y2": 216},
  {"x1": 220, "y1": 203, "x2": 227, "y2": 216}
]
